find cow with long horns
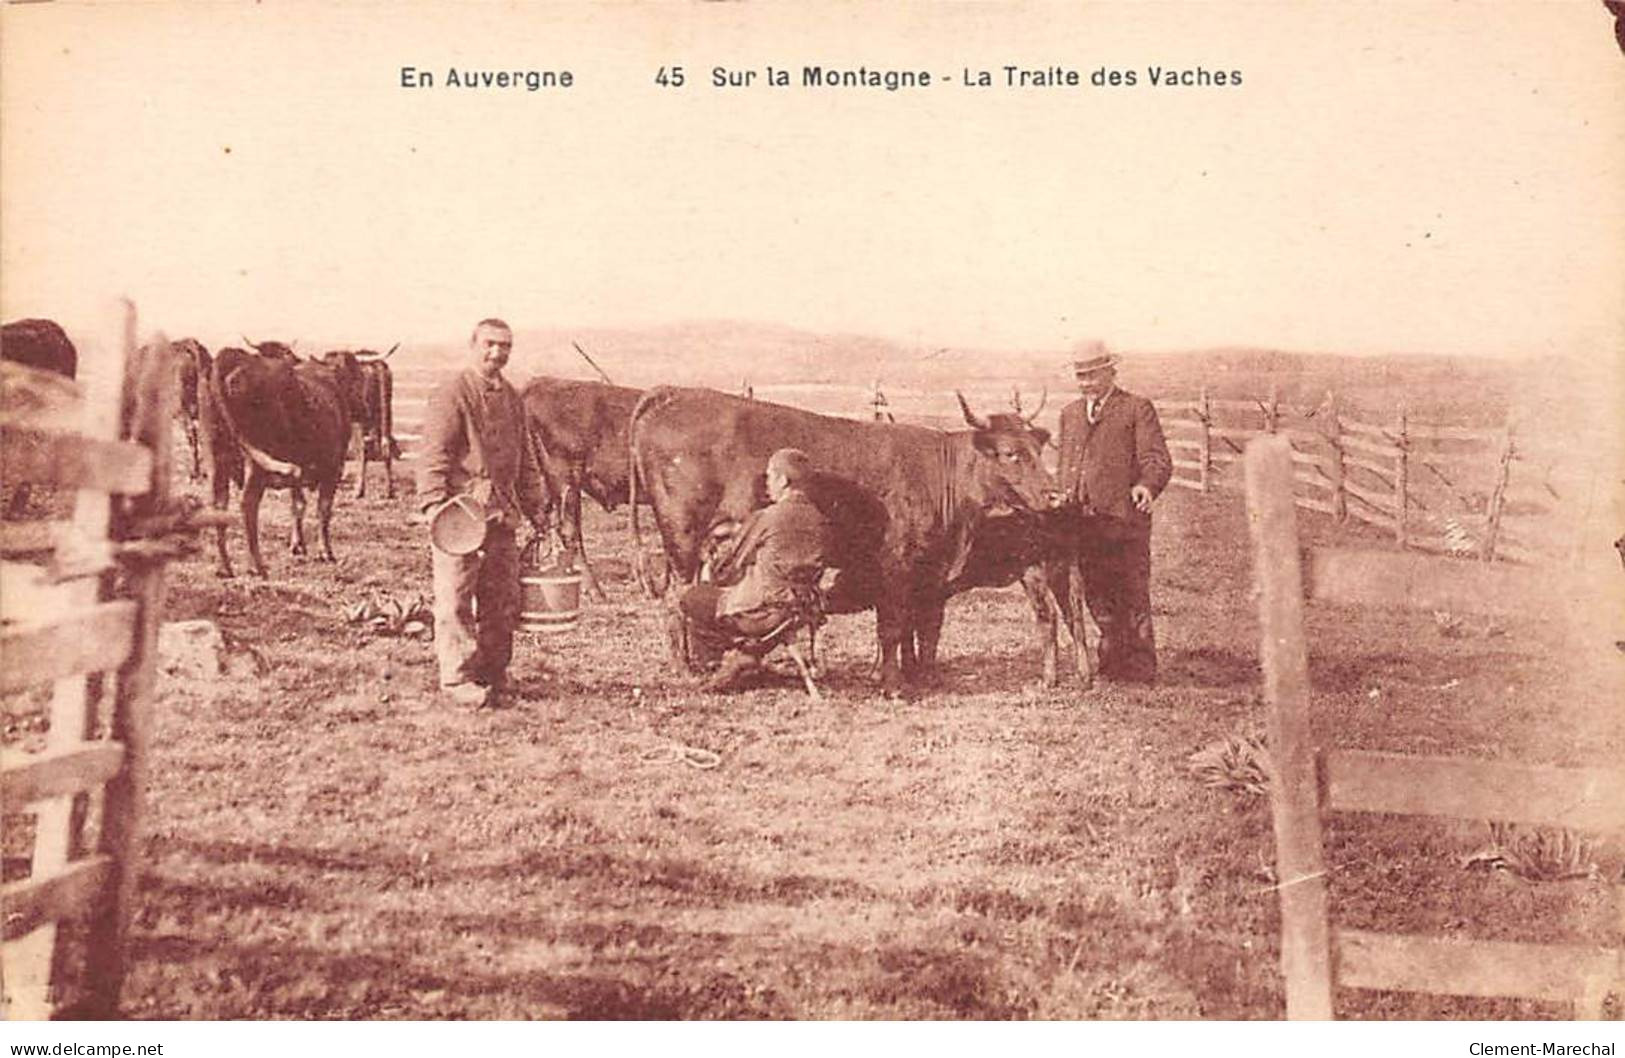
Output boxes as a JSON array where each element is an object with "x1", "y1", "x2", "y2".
[{"x1": 629, "y1": 386, "x2": 1057, "y2": 696}]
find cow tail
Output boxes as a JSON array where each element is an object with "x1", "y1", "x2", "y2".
[
  {"x1": 628, "y1": 391, "x2": 653, "y2": 597},
  {"x1": 627, "y1": 387, "x2": 672, "y2": 598},
  {"x1": 202, "y1": 359, "x2": 244, "y2": 495},
  {"x1": 212, "y1": 358, "x2": 302, "y2": 480}
]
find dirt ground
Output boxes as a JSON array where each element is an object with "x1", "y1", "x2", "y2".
[{"x1": 9, "y1": 454, "x2": 1623, "y2": 1020}]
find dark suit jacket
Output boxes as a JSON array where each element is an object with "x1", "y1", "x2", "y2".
[
  {"x1": 714, "y1": 489, "x2": 830, "y2": 617},
  {"x1": 1056, "y1": 388, "x2": 1172, "y2": 537}
]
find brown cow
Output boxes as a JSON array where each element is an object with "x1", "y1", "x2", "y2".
[
  {"x1": 3, "y1": 318, "x2": 79, "y2": 518},
  {"x1": 629, "y1": 387, "x2": 1057, "y2": 696},
  {"x1": 520, "y1": 377, "x2": 644, "y2": 598}
]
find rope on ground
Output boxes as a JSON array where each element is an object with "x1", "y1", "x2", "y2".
[{"x1": 640, "y1": 743, "x2": 722, "y2": 770}]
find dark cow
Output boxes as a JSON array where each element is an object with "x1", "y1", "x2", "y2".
[
  {"x1": 2, "y1": 319, "x2": 77, "y2": 378},
  {"x1": 243, "y1": 337, "x2": 300, "y2": 363},
  {"x1": 353, "y1": 344, "x2": 400, "y2": 499},
  {"x1": 938, "y1": 506, "x2": 1096, "y2": 689},
  {"x1": 168, "y1": 338, "x2": 212, "y2": 481},
  {"x1": 520, "y1": 377, "x2": 644, "y2": 598},
  {"x1": 3, "y1": 319, "x2": 79, "y2": 517},
  {"x1": 203, "y1": 344, "x2": 365, "y2": 577},
  {"x1": 629, "y1": 386, "x2": 1056, "y2": 695}
]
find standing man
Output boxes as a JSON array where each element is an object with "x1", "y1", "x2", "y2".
[
  {"x1": 418, "y1": 318, "x2": 550, "y2": 708},
  {"x1": 1056, "y1": 341, "x2": 1172, "y2": 684},
  {"x1": 675, "y1": 448, "x2": 831, "y2": 692}
]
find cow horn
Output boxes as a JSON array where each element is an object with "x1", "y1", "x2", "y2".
[
  {"x1": 956, "y1": 391, "x2": 988, "y2": 430},
  {"x1": 242, "y1": 335, "x2": 260, "y2": 351},
  {"x1": 1024, "y1": 386, "x2": 1048, "y2": 425},
  {"x1": 383, "y1": 342, "x2": 399, "y2": 360}
]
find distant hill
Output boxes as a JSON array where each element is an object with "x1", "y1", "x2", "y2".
[{"x1": 388, "y1": 318, "x2": 1560, "y2": 425}]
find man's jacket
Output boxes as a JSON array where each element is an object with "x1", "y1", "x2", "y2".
[
  {"x1": 417, "y1": 368, "x2": 548, "y2": 526},
  {"x1": 1056, "y1": 388, "x2": 1172, "y2": 536},
  {"x1": 714, "y1": 489, "x2": 830, "y2": 617}
]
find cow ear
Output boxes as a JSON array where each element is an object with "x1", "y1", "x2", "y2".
[
  {"x1": 969, "y1": 429, "x2": 998, "y2": 457},
  {"x1": 1032, "y1": 427, "x2": 1051, "y2": 448}
]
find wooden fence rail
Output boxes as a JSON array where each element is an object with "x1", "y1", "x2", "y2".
[
  {"x1": 387, "y1": 377, "x2": 1598, "y2": 569},
  {"x1": 1244, "y1": 436, "x2": 1624, "y2": 1018},
  {"x1": 1, "y1": 303, "x2": 190, "y2": 1020}
]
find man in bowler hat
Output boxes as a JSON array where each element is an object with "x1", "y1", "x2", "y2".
[{"x1": 1056, "y1": 341, "x2": 1172, "y2": 684}]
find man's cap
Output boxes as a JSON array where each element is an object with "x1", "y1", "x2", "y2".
[{"x1": 1071, "y1": 340, "x2": 1121, "y2": 377}]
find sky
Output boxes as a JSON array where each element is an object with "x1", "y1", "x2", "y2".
[{"x1": 2, "y1": 2, "x2": 1622, "y2": 363}]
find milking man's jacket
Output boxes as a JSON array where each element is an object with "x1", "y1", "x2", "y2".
[
  {"x1": 1056, "y1": 387, "x2": 1172, "y2": 536},
  {"x1": 417, "y1": 368, "x2": 547, "y2": 527},
  {"x1": 714, "y1": 488, "x2": 830, "y2": 617}
]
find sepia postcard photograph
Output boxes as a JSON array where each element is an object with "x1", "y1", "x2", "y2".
[{"x1": 1, "y1": 0, "x2": 1622, "y2": 1043}]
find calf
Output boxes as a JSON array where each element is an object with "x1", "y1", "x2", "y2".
[{"x1": 934, "y1": 505, "x2": 1097, "y2": 688}]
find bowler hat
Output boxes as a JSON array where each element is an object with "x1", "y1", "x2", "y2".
[
  {"x1": 430, "y1": 494, "x2": 487, "y2": 555},
  {"x1": 1071, "y1": 341, "x2": 1121, "y2": 377}
]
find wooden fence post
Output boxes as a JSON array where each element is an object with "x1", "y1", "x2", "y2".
[
  {"x1": 1244, "y1": 435, "x2": 1335, "y2": 1019},
  {"x1": 1393, "y1": 406, "x2": 1408, "y2": 548},
  {"x1": 2, "y1": 305, "x2": 128, "y2": 1020},
  {"x1": 81, "y1": 324, "x2": 176, "y2": 1016},
  {"x1": 1324, "y1": 389, "x2": 1346, "y2": 523},
  {"x1": 1481, "y1": 414, "x2": 1515, "y2": 563},
  {"x1": 1197, "y1": 386, "x2": 1212, "y2": 493}
]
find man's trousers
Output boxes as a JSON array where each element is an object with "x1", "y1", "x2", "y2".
[
  {"x1": 1077, "y1": 528, "x2": 1157, "y2": 684},
  {"x1": 432, "y1": 522, "x2": 521, "y2": 689}
]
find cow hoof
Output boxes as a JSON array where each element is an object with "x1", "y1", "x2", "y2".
[
  {"x1": 216, "y1": 568, "x2": 235, "y2": 580},
  {"x1": 290, "y1": 544, "x2": 307, "y2": 557}
]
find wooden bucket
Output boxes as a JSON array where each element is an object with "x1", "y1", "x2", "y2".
[{"x1": 520, "y1": 569, "x2": 581, "y2": 633}]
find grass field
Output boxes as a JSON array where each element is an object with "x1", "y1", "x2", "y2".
[{"x1": 10, "y1": 439, "x2": 1619, "y2": 1020}]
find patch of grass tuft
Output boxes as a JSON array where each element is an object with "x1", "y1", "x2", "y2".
[
  {"x1": 1461, "y1": 823, "x2": 1602, "y2": 882},
  {"x1": 1187, "y1": 733, "x2": 1271, "y2": 796}
]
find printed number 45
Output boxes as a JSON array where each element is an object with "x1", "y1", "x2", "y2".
[{"x1": 656, "y1": 66, "x2": 685, "y2": 87}]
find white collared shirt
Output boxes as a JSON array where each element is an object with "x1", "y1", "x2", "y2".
[{"x1": 1086, "y1": 386, "x2": 1115, "y2": 424}]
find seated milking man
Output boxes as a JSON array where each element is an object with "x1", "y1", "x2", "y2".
[{"x1": 673, "y1": 448, "x2": 831, "y2": 692}]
